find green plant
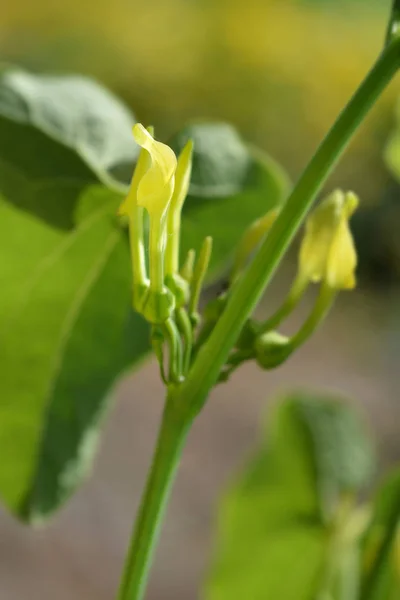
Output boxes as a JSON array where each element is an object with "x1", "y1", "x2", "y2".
[{"x1": 1, "y1": 2, "x2": 400, "y2": 599}]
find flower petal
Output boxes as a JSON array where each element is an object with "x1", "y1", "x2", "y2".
[
  {"x1": 326, "y1": 205, "x2": 358, "y2": 290},
  {"x1": 133, "y1": 124, "x2": 177, "y2": 217},
  {"x1": 299, "y1": 190, "x2": 343, "y2": 283}
]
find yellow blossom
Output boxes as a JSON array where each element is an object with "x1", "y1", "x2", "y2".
[
  {"x1": 133, "y1": 123, "x2": 177, "y2": 219},
  {"x1": 299, "y1": 190, "x2": 358, "y2": 290}
]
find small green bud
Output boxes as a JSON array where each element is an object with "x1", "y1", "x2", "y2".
[
  {"x1": 255, "y1": 331, "x2": 290, "y2": 370},
  {"x1": 141, "y1": 288, "x2": 175, "y2": 324},
  {"x1": 165, "y1": 273, "x2": 190, "y2": 308}
]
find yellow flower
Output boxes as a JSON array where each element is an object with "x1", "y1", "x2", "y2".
[
  {"x1": 299, "y1": 190, "x2": 358, "y2": 290},
  {"x1": 132, "y1": 123, "x2": 178, "y2": 219}
]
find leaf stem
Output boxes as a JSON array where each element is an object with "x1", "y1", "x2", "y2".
[
  {"x1": 117, "y1": 396, "x2": 190, "y2": 600},
  {"x1": 171, "y1": 37, "x2": 400, "y2": 419}
]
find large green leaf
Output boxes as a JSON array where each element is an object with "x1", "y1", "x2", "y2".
[
  {"x1": 205, "y1": 393, "x2": 374, "y2": 600},
  {"x1": 361, "y1": 470, "x2": 400, "y2": 599},
  {"x1": 0, "y1": 72, "x2": 289, "y2": 522},
  {"x1": 0, "y1": 185, "x2": 149, "y2": 522},
  {"x1": 0, "y1": 69, "x2": 148, "y2": 521}
]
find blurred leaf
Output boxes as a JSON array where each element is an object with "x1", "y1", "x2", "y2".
[
  {"x1": 298, "y1": 397, "x2": 374, "y2": 521},
  {"x1": 174, "y1": 123, "x2": 290, "y2": 278},
  {"x1": 361, "y1": 470, "x2": 400, "y2": 599},
  {"x1": 385, "y1": 99, "x2": 400, "y2": 185},
  {"x1": 0, "y1": 68, "x2": 138, "y2": 228},
  {"x1": 205, "y1": 392, "x2": 374, "y2": 600},
  {"x1": 171, "y1": 122, "x2": 253, "y2": 198}
]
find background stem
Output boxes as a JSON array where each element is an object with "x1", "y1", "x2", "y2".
[{"x1": 117, "y1": 396, "x2": 190, "y2": 600}]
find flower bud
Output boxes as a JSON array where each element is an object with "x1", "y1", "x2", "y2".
[
  {"x1": 133, "y1": 124, "x2": 177, "y2": 219},
  {"x1": 141, "y1": 289, "x2": 175, "y2": 325},
  {"x1": 255, "y1": 331, "x2": 290, "y2": 370}
]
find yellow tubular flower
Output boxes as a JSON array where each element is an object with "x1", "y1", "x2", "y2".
[
  {"x1": 133, "y1": 123, "x2": 177, "y2": 219},
  {"x1": 118, "y1": 126, "x2": 154, "y2": 303},
  {"x1": 132, "y1": 124, "x2": 178, "y2": 300},
  {"x1": 299, "y1": 190, "x2": 359, "y2": 290}
]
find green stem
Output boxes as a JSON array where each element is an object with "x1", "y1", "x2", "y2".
[
  {"x1": 117, "y1": 396, "x2": 190, "y2": 600},
  {"x1": 258, "y1": 275, "x2": 307, "y2": 334},
  {"x1": 165, "y1": 211, "x2": 181, "y2": 276},
  {"x1": 129, "y1": 208, "x2": 147, "y2": 287},
  {"x1": 176, "y1": 307, "x2": 193, "y2": 374},
  {"x1": 289, "y1": 284, "x2": 335, "y2": 352},
  {"x1": 171, "y1": 38, "x2": 400, "y2": 419},
  {"x1": 163, "y1": 318, "x2": 183, "y2": 383},
  {"x1": 149, "y1": 217, "x2": 166, "y2": 292}
]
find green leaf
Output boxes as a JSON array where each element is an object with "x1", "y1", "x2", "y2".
[
  {"x1": 0, "y1": 185, "x2": 150, "y2": 522},
  {"x1": 174, "y1": 122, "x2": 290, "y2": 278},
  {"x1": 205, "y1": 392, "x2": 374, "y2": 600},
  {"x1": 0, "y1": 68, "x2": 138, "y2": 228},
  {"x1": 0, "y1": 68, "x2": 148, "y2": 521},
  {"x1": 361, "y1": 470, "x2": 400, "y2": 599}
]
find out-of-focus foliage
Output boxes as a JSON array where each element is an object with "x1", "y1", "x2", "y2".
[
  {"x1": 0, "y1": 0, "x2": 395, "y2": 202},
  {"x1": 361, "y1": 470, "x2": 400, "y2": 599},
  {"x1": 206, "y1": 392, "x2": 374, "y2": 600}
]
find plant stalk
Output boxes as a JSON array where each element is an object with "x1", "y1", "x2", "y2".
[{"x1": 117, "y1": 395, "x2": 190, "y2": 600}]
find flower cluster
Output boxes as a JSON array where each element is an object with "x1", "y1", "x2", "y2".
[
  {"x1": 121, "y1": 125, "x2": 359, "y2": 384},
  {"x1": 119, "y1": 125, "x2": 212, "y2": 383}
]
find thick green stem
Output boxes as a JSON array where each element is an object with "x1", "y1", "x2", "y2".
[
  {"x1": 171, "y1": 38, "x2": 400, "y2": 418},
  {"x1": 117, "y1": 397, "x2": 190, "y2": 600}
]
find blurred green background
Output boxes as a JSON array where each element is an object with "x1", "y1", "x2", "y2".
[{"x1": 1, "y1": 1, "x2": 400, "y2": 599}]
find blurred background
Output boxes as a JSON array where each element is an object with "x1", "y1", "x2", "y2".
[{"x1": 1, "y1": 0, "x2": 400, "y2": 598}]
